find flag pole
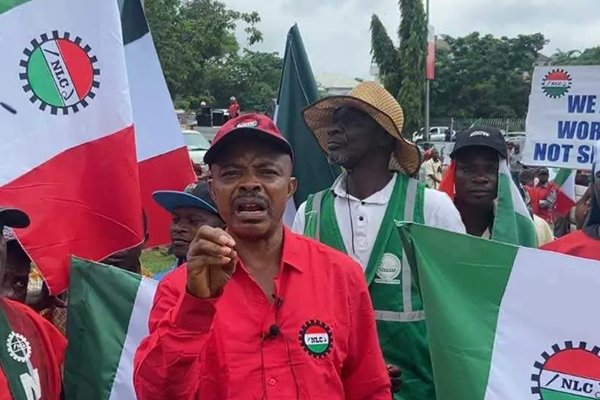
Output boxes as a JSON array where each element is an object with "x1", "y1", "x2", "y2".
[{"x1": 425, "y1": 0, "x2": 430, "y2": 142}]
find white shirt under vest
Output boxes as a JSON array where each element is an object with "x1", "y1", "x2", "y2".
[{"x1": 292, "y1": 172, "x2": 466, "y2": 269}]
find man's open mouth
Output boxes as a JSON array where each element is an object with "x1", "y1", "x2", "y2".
[{"x1": 234, "y1": 198, "x2": 268, "y2": 218}]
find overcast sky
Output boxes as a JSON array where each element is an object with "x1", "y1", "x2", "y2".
[{"x1": 222, "y1": 0, "x2": 599, "y2": 79}]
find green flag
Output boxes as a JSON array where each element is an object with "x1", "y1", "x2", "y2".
[
  {"x1": 398, "y1": 223, "x2": 600, "y2": 400},
  {"x1": 275, "y1": 24, "x2": 339, "y2": 223},
  {"x1": 64, "y1": 258, "x2": 157, "y2": 399}
]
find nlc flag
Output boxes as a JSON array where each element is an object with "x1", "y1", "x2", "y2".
[
  {"x1": 0, "y1": 0, "x2": 143, "y2": 293},
  {"x1": 120, "y1": 0, "x2": 196, "y2": 247},
  {"x1": 399, "y1": 223, "x2": 600, "y2": 400},
  {"x1": 64, "y1": 258, "x2": 157, "y2": 399}
]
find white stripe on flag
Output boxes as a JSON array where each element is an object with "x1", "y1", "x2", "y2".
[
  {"x1": 483, "y1": 248, "x2": 600, "y2": 399},
  {"x1": 499, "y1": 160, "x2": 530, "y2": 218},
  {"x1": 108, "y1": 277, "x2": 157, "y2": 400},
  {"x1": 125, "y1": 33, "x2": 185, "y2": 162}
]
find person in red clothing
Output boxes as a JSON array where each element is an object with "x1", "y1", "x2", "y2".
[
  {"x1": 535, "y1": 167, "x2": 559, "y2": 227},
  {"x1": 542, "y1": 145, "x2": 600, "y2": 260},
  {"x1": 134, "y1": 114, "x2": 391, "y2": 399},
  {"x1": 0, "y1": 207, "x2": 66, "y2": 400},
  {"x1": 228, "y1": 96, "x2": 240, "y2": 119}
]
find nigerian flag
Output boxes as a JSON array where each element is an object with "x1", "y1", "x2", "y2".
[
  {"x1": 399, "y1": 223, "x2": 600, "y2": 400},
  {"x1": 64, "y1": 258, "x2": 157, "y2": 399},
  {"x1": 275, "y1": 24, "x2": 340, "y2": 225}
]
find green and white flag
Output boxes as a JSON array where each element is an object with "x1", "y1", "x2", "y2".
[
  {"x1": 399, "y1": 223, "x2": 600, "y2": 400},
  {"x1": 64, "y1": 258, "x2": 157, "y2": 400}
]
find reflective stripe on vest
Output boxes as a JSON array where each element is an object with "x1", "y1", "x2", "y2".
[
  {"x1": 375, "y1": 177, "x2": 419, "y2": 322},
  {"x1": 375, "y1": 310, "x2": 425, "y2": 322}
]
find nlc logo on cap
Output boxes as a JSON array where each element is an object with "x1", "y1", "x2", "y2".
[
  {"x1": 21, "y1": 31, "x2": 100, "y2": 115},
  {"x1": 235, "y1": 119, "x2": 259, "y2": 128}
]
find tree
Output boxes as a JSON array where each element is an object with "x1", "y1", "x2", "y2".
[
  {"x1": 144, "y1": 0, "x2": 278, "y2": 111},
  {"x1": 430, "y1": 33, "x2": 547, "y2": 118},
  {"x1": 371, "y1": 0, "x2": 427, "y2": 136},
  {"x1": 548, "y1": 47, "x2": 600, "y2": 66}
]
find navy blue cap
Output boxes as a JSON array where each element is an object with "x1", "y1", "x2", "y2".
[{"x1": 153, "y1": 182, "x2": 219, "y2": 215}]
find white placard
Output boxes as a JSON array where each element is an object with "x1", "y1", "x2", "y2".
[{"x1": 523, "y1": 66, "x2": 600, "y2": 170}]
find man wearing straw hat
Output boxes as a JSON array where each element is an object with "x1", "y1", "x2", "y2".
[{"x1": 293, "y1": 81, "x2": 465, "y2": 399}]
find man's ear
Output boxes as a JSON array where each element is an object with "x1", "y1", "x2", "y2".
[
  {"x1": 208, "y1": 178, "x2": 217, "y2": 202},
  {"x1": 288, "y1": 177, "x2": 298, "y2": 199}
]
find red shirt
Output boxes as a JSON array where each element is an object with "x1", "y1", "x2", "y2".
[
  {"x1": 228, "y1": 102, "x2": 240, "y2": 118},
  {"x1": 542, "y1": 229, "x2": 600, "y2": 261},
  {"x1": 0, "y1": 299, "x2": 66, "y2": 400},
  {"x1": 134, "y1": 228, "x2": 390, "y2": 399}
]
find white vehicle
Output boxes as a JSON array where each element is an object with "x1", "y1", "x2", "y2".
[
  {"x1": 183, "y1": 130, "x2": 211, "y2": 164},
  {"x1": 412, "y1": 126, "x2": 455, "y2": 143}
]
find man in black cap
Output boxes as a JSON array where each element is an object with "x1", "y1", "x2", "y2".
[
  {"x1": 0, "y1": 207, "x2": 66, "y2": 399},
  {"x1": 152, "y1": 182, "x2": 224, "y2": 281},
  {"x1": 439, "y1": 127, "x2": 538, "y2": 247}
]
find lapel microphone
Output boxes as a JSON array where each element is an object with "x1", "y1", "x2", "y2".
[{"x1": 263, "y1": 295, "x2": 284, "y2": 340}]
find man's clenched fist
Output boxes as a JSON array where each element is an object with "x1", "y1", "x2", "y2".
[{"x1": 186, "y1": 226, "x2": 237, "y2": 299}]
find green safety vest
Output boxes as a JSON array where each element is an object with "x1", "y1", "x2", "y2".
[{"x1": 304, "y1": 174, "x2": 435, "y2": 400}]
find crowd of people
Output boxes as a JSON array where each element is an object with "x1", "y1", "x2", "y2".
[{"x1": 0, "y1": 81, "x2": 598, "y2": 399}]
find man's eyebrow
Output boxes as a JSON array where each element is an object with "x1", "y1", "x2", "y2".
[{"x1": 216, "y1": 162, "x2": 243, "y2": 169}]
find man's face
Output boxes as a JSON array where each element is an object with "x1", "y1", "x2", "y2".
[
  {"x1": 538, "y1": 170, "x2": 549, "y2": 184},
  {"x1": 454, "y1": 146, "x2": 499, "y2": 207},
  {"x1": 101, "y1": 244, "x2": 144, "y2": 274},
  {"x1": 326, "y1": 107, "x2": 382, "y2": 169},
  {"x1": 431, "y1": 149, "x2": 440, "y2": 161},
  {"x1": 210, "y1": 137, "x2": 296, "y2": 241},
  {"x1": 1, "y1": 241, "x2": 31, "y2": 303},
  {"x1": 171, "y1": 207, "x2": 224, "y2": 259}
]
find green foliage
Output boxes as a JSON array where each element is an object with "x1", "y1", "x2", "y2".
[
  {"x1": 430, "y1": 33, "x2": 548, "y2": 118},
  {"x1": 370, "y1": 0, "x2": 427, "y2": 136},
  {"x1": 548, "y1": 47, "x2": 600, "y2": 66},
  {"x1": 370, "y1": 15, "x2": 400, "y2": 97},
  {"x1": 144, "y1": 0, "x2": 281, "y2": 112}
]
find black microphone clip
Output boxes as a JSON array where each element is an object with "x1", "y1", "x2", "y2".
[{"x1": 263, "y1": 324, "x2": 280, "y2": 340}]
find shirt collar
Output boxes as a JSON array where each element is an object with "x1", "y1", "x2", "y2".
[
  {"x1": 281, "y1": 227, "x2": 304, "y2": 273},
  {"x1": 331, "y1": 171, "x2": 397, "y2": 205}
]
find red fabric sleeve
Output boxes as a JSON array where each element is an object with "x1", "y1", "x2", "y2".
[
  {"x1": 342, "y1": 269, "x2": 391, "y2": 400},
  {"x1": 5, "y1": 300, "x2": 66, "y2": 400},
  {"x1": 148, "y1": 266, "x2": 185, "y2": 333},
  {"x1": 134, "y1": 289, "x2": 224, "y2": 400}
]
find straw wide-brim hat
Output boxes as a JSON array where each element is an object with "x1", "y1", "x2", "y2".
[{"x1": 302, "y1": 81, "x2": 421, "y2": 176}]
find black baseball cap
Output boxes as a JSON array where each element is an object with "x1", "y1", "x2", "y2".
[
  {"x1": 0, "y1": 208, "x2": 29, "y2": 229},
  {"x1": 153, "y1": 182, "x2": 220, "y2": 216},
  {"x1": 451, "y1": 127, "x2": 508, "y2": 159}
]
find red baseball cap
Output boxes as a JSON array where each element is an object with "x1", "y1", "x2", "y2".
[{"x1": 204, "y1": 113, "x2": 294, "y2": 165}]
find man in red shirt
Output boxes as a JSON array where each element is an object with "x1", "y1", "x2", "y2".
[
  {"x1": 542, "y1": 144, "x2": 600, "y2": 260},
  {"x1": 0, "y1": 207, "x2": 66, "y2": 400},
  {"x1": 134, "y1": 114, "x2": 391, "y2": 399}
]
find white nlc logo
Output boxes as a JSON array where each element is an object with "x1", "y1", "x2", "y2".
[{"x1": 375, "y1": 253, "x2": 401, "y2": 285}]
